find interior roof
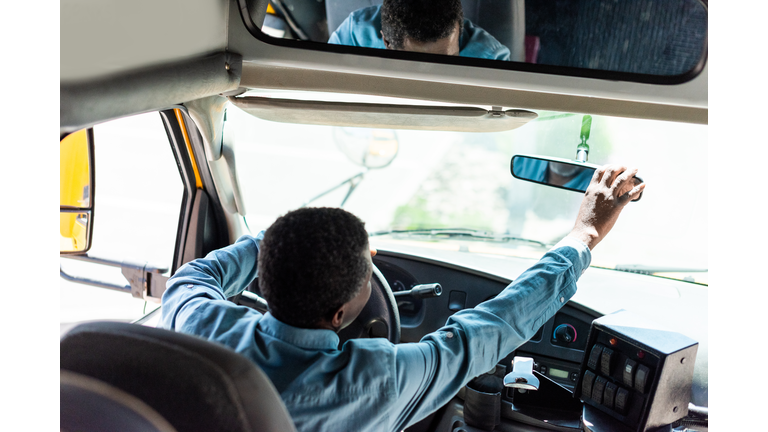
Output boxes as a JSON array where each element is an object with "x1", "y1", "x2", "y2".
[{"x1": 60, "y1": 0, "x2": 707, "y2": 129}]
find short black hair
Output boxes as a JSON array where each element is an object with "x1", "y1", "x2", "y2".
[
  {"x1": 381, "y1": 0, "x2": 464, "y2": 49},
  {"x1": 258, "y1": 207, "x2": 371, "y2": 329}
]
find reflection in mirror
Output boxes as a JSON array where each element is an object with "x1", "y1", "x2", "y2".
[
  {"x1": 60, "y1": 212, "x2": 90, "y2": 253},
  {"x1": 60, "y1": 129, "x2": 91, "y2": 208},
  {"x1": 511, "y1": 155, "x2": 642, "y2": 201},
  {"x1": 252, "y1": 0, "x2": 707, "y2": 78}
]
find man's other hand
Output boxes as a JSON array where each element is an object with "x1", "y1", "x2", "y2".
[{"x1": 570, "y1": 165, "x2": 646, "y2": 250}]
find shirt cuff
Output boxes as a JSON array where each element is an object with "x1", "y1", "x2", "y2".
[{"x1": 551, "y1": 236, "x2": 592, "y2": 275}]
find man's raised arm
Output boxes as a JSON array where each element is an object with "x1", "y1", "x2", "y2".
[{"x1": 390, "y1": 165, "x2": 645, "y2": 430}]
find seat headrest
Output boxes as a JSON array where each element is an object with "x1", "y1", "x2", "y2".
[
  {"x1": 61, "y1": 321, "x2": 296, "y2": 432},
  {"x1": 61, "y1": 370, "x2": 178, "y2": 432}
]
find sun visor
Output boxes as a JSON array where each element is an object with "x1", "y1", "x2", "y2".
[{"x1": 229, "y1": 96, "x2": 537, "y2": 132}]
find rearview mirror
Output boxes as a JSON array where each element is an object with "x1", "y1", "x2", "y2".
[
  {"x1": 60, "y1": 129, "x2": 95, "y2": 254},
  {"x1": 240, "y1": 0, "x2": 707, "y2": 83},
  {"x1": 511, "y1": 155, "x2": 643, "y2": 201}
]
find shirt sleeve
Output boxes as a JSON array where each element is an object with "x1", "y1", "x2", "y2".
[
  {"x1": 159, "y1": 232, "x2": 264, "y2": 333},
  {"x1": 390, "y1": 238, "x2": 591, "y2": 430},
  {"x1": 327, "y1": 15, "x2": 352, "y2": 44}
]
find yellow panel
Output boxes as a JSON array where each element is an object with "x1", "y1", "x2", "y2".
[
  {"x1": 174, "y1": 109, "x2": 203, "y2": 189},
  {"x1": 60, "y1": 129, "x2": 91, "y2": 208}
]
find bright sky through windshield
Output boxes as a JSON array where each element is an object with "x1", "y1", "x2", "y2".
[{"x1": 227, "y1": 104, "x2": 707, "y2": 273}]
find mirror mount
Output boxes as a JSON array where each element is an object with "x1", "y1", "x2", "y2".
[{"x1": 576, "y1": 115, "x2": 592, "y2": 163}]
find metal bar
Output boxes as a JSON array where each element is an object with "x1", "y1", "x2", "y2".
[
  {"x1": 61, "y1": 254, "x2": 168, "y2": 274},
  {"x1": 62, "y1": 254, "x2": 123, "y2": 268},
  {"x1": 60, "y1": 267, "x2": 131, "y2": 294}
]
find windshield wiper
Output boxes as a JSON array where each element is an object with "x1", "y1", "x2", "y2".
[
  {"x1": 369, "y1": 228, "x2": 552, "y2": 248},
  {"x1": 612, "y1": 264, "x2": 708, "y2": 275}
]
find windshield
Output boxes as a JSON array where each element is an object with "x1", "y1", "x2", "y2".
[{"x1": 224, "y1": 99, "x2": 707, "y2": 283}]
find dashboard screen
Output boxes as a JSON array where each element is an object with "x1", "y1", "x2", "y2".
[{"x1": 549, "y1": 367, "x2": 570, "y2": 379}]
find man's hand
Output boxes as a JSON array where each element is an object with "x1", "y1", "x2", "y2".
[{"x1": 569, "y1": 165, "x2": 646, "y2": 250}]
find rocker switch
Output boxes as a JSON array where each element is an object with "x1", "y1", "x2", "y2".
[
  {"x1": 600, "y1": 347, "x2": 614, "y2": 376},
  {"x1": 592, "y1": 376, "x2": 607, "y2": 405},
  {"x1": 623, "y1": 359, "x2": 637, "y2": 387},
  {"x1": 582, "y1": 370, "x2": 596, "y2": 400},
  {"x1": 587, "y1": 344, "x2": 604, "y2": 370},
  {"x1": 615, "y1": 387, "x2": 630, "y2": 414},
  {"x1": 635, "y1": 364, "x2": 650, "y2": 393},
  {"x1": 603, "y1": 382, "x2": 618, "y2": 410}
]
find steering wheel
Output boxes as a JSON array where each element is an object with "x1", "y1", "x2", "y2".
[
  {"x1": 236, "y1": 263, "x2": 400, "y2": 346},
  {"x1": 337, "y1": 263, "x2": 400, "y2": 347}
]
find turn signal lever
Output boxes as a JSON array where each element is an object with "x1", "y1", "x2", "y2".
[{"x1": 392, "y1": 283, "x2": 442, "y2": 299}]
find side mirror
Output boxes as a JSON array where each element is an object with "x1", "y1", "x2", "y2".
[
  {"x1": 60, "y1": 129, "x2": 95, "y2": 254},
  {"x1": 511, "y1": 155, "x2": 643, "y2": 201},
  {"x1": 334, "y1": 127, "x2": 399, "y2": 169}
]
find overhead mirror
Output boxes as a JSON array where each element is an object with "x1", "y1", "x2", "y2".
[
  {"x1": 511, "y1": 155, "x2": 643, "y2": 201},
  {"x1": 241, "y1": 0, "x2": 707, "y2": 83},
  {"x1": 60, "y1": 129, "x2": 95, "y2": 254}
]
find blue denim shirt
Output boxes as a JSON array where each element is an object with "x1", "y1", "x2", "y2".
[
  {"x1": 328, "y1": 5, "x2": 511, "y2": 61},
  {"x1": 161, "y1": 233, "x2": 590, "y2": 432}
]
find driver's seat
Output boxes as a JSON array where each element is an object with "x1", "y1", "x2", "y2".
[{"x1": 60, "y1": 321, "x2": 297, "y2": 432}]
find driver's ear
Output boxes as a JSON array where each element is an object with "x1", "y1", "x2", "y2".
[
  {"x1": 381, "y1": 31, "x2": 391, "y2": 49},
  {"x1": 331, "y1": 307, "x2": 345, "y2": 330}
]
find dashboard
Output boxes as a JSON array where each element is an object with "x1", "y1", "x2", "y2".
[
  {"x1": 373, "y1": 248, "x2": 707, "y2": 431},
  {"x1": 373, "y1": 251, "x2": 599, "y2": 391}
]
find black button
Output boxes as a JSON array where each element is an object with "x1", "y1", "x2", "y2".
[
  {"x1": 582, "y1": 370, "x2": 596, "y2": 400},
  {"x1": 540, "y1": 365, "x2": 548, "y2": 375},
  {"x1": 623, "y1": 359, "x2": 637, "y2": 387},
  {"x1": 588, "y1": 344, "x2": 604, "y2": 370},
  {"x1": 635, "y1": 364, "x2": 650, "y2": 393},
  {"x1": 570, "y1": 372, "x2": 579, "y2": 382},
  {"x1": 592, "y1": 376, "x2": 607, "y2": 405},
  {"x1": 615, "y1": 387, "x2": 630, "y2": 414},
  {"x1": 603, "y1": 382, "x2": 617, "y2": 410},
  {"x1": 600, "y1": 347, "x2": 614, "y2": 376}
]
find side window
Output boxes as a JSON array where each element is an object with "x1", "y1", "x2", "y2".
[{"x1": 60, "y1": 112, "x2": 183, "y2": 333}]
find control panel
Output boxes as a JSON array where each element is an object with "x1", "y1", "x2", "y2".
[
  {"x1": 574, "y1": 310, "x2": 698, "y2": 432},
  {"x1": 551, "y1": 312, "x2": 590, "y2": 350}
]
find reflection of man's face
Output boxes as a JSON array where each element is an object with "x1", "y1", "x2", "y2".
[{"x1": 382, "y1": 23, "x2": 460, "y2": 56}]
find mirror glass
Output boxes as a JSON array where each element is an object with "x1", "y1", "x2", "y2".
[
  {"x1": 511, "y1": 155, "x2": 642, "y2": 201},
  {"x1": 60, "y1": 128, "x2": 93, "y2": 254},
  {"x1": 60, "y1": 212, "x2": 90, "y2": 253},
  {"x1": 60, "y1": 129, "x2": 91, "y2": 208},
  {"x1": 252, "y1": 0, "x2": 707, "y2": 80}
]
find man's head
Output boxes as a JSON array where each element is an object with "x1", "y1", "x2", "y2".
[
  {"x1": 258, "y1": 207, "x2": 372, "y2": 331},
  {"x1": 381, "y1": 0, "x2": 464, "y2": 55}
]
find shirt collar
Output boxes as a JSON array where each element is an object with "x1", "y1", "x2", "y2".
[{"x1": 258, "y1": 312, "x2": 340, "y2": 351}]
